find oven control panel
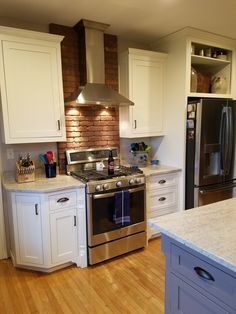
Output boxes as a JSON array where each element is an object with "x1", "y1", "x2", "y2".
[{"x1": 87, "y1": 175, "x2": 145, "y2": 193}]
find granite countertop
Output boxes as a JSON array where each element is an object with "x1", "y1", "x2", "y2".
[
  {"x1": 150, "y1": 198, "x2": 236, "y2": 272},
  {"x1": 140, "y1": 164, "x2": 181, "y2": 176},
  {"x1": 2, "y1": 171, "x2": 85, "y2": 192}
]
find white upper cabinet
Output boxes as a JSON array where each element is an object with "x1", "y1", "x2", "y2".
[
  {"x1": 0, "y1": 26, "x2": 66, "y2": 144},
  {"x1": 119, "y1": 48, "x2": 167, "y2": 138}
]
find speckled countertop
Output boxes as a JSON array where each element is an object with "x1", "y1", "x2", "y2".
[
  {"x1": 140, "y1": 165, "x2": 181, "y2": 176},
  {"x1": 2, "y1": 172, "x2": 84, "y2": 192},
  {"x1": 150, "y1": 198, "x2": 236, "y2": 272}
]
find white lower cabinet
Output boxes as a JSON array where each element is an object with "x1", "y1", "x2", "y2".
[
  {"x1": 14, "y1": 194, "x2": 44, "y2": 265},
  {"x1": 7, "y1": 187, "x2": 87, "y2": 271},
  {"x1": 50, "y1": 208, "x2": 77, "y2": 264},
  {"x1": 146, "y1": 171, "x2": 180, "y2": 239}
]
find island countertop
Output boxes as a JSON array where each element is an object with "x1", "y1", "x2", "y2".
[{"x1": 150, "y1": 198, "x2": 236, "y2": 273}]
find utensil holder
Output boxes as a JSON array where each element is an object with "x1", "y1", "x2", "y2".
[
  {"x1": 16, "y1": 161, "x2": 35, "y2": 183},
  {"x1": 45, "y1": 162, "x2": 57, "y2": 178}
]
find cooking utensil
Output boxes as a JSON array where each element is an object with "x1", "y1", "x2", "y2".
[
  {"x1": 46, "y1": 151, "x2": 53, "y2": 164},
  {"x1": 39, "y1": 153, "x2": 47, "y2": 164}
]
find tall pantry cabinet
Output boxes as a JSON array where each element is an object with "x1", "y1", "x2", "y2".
[
  {"x1": 150, "y1": 27, "x2": 236, "y2": 210},
  {"x1": 0, "y1": 26, "x2": 66, "y2": 144}
]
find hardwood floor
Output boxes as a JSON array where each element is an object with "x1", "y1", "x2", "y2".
[{"x1": 0, "y1": 238, "x2": 165, "y2": 314}]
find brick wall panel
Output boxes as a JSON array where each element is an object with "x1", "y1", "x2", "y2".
[{"x1": 50, "y1": 24, "x2": 120, "y2": 174}]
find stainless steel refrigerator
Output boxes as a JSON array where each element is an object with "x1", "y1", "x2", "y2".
[{"x1": 185, "y1": 98, "x2": 236, "y2": 209}]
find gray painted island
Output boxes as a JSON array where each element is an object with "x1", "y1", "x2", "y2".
[{"x1": 151, "y1": 198, "x2": 236, "y2": 314}]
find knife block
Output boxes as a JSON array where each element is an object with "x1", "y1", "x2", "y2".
[{"x1": 15, "y1": 161, "x2": 35, "y2": 183}]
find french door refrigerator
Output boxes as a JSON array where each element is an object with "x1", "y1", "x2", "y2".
[{"x1": 185, "y1": 98, "x2": 236, "y2": 209}]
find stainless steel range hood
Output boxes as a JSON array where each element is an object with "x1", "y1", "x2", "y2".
[{"x1": 66, "y1": 19, "x2": 134, "y2": 107}]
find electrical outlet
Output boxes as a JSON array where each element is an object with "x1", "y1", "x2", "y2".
[{"x1": 6, "y1": 148, "x2": 14, "y2": 160}]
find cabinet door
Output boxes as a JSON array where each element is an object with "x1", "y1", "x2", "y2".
[
  {"x1": 130, "y1": 56, "x2": 165, "y2": 136},
  {"x1": 0, "y1": 40, "x2": 65, "y2": 143},
  {"x1": 50, "y1": 209, "x2": 78, "y2": 264},
  {"x1": 169, "y1": 273, "x2": 229, "y2": 314},
  {"x1": 15, "y1": 195, "x2": 44, "y2": 265}
]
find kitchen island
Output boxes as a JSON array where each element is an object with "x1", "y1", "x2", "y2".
[{"x1": 151, "y1": 198, "x2": 236, "y2": 314}]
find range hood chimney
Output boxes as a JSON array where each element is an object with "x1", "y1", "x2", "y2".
[{"x1": 66, "y1": 19, "x2": 134, "y2": 107}]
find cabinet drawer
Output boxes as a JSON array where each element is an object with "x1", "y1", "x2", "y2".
[
  {"x1": 149, "y1": 206, "x2": 177, "y2": 219},
  {"x1": 170, "y1": 273, "x2": 230, "y2": 314},
  {"x1": 149, "y1": 187, "x2": 178, "y2": 211},
  {"x1": 171, "y1": 244, "x2": 236, "y2": 310},
  {"x1": 149, "y1": 172, "x2": 178, "y2": 188},
  {"x1": 48, "y1": 191, "x2": 77, "y2": 211}
]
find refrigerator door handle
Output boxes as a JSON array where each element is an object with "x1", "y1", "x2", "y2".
[
  {"x1": 219, "y1": 107, "x2": 227, "y2": 175},
  {"x1": 225, "y1": 107, "x2": 233, "y2": 175}
]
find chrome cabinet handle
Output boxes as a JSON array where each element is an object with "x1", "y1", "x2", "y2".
[
  {"x1": 159, "y1": 197, "x2": 166, "y2": 202},
  {"x1": 158, "y1": 179, "x2": 166, "y2": 184},
  {"x1": 134, "y1": 120, "x2": 137, "y2": 129},
  {"x1": 74, "y1": 216, "x2": 77, "y2": 227},
  {"x1": 194, "y1": 267, "x2": 215, "y2": 281},
  {"x1": 57, "y1": 120, "x2": 61, "y2": 130},
  {"x1": 57, "y1": 197, "x2": 69, "y2": 203},
  {"x1": 35, "y1": 204, "x2": 39, "y2": 215}
]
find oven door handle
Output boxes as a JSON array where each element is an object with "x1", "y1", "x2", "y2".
[{"x1": 93, "y1": 186, "x2": 144, "y2": 199}]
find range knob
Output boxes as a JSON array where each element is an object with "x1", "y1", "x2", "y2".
[
  {"x1": 103, "y1": 183, "x2": 109, "y2": 190},
  {"x1": 116, "y1": 181, "x2": 122, "y2": 187},
  {"x1": 135, "y1": 178, "x2": 141, "y2": 184},
  {"x1": 95, "y1": 185, "x2": 102, "y2": 192},
  {"x1": 129, "y1": 179, "x2": 135, "y2": 185}
]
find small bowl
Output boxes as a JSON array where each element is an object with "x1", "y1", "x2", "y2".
[{"x1": 151, "y1": 159, "x2": 159, "y2": 166}]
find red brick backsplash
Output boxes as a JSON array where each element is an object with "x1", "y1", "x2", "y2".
[{"x1": 49, "y1": 23, "x2": 119, "y2": 173}]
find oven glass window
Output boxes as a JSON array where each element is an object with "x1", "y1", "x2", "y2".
[{"x1": 92, "y1": 189, "x2": 144, "y2": 235}]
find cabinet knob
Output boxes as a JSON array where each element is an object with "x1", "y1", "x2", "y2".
[
  {"x1": 158, "y1": 197, "x2": 166, "y2": 202},
  {"x1": 158, "y1": 179, "x2": 166, "y2": 184}
]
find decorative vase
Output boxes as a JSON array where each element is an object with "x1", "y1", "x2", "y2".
[{"x1": 211, "y1": 76, "x2": 227, "y2": 94}]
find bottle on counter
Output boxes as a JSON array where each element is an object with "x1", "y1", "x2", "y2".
[{"x1": 108, "y1": 150, "x2": 114, "y2": 175}]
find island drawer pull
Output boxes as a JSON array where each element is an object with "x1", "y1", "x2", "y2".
[
  {"x1": 194, "y1": 267, "x2": 215, "y2": 281},
  {"x1": 158, "y1": 179, "x2": 166, "y2": 184},
  {"x1": 57, "y1": 197, "x2": 69, "y2": 203},
  {"x1": 159, "y1": 197, "x2": 166, "y2": 202}
]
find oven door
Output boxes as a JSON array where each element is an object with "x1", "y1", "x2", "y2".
[{"x1": 87, "y1": 185, "x2": 146, "y2": 247}]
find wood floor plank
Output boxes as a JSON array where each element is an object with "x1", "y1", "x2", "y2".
[{"x1": 0, "y1": 238, "x2": 165, "y2": 313}]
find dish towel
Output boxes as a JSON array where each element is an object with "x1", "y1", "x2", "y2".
[{"x1": 113, "y1": 190, "x2": 131, "y2": 226}]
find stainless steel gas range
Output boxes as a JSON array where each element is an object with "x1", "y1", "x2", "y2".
[{"x1": 66, "y1": 147, "x2": 146, "y2": 265}]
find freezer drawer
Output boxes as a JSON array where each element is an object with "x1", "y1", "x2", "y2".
[{"x1": 194, "y1": 183, "x2": 236, "y2": 207}]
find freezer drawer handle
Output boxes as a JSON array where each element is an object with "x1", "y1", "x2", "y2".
[
  {"x1": 57, "y1": 197, "x2": 69, "y2": 203},
  {"x1": 159, "y1": 197, "x2": 166, "y2": 202},
  {"x1": 194, "y1": 267, "x2": 215, "y2": 282},
  {"x1": 199, "y1": 183, "x2": 236, "y2": 194},
  {"x1": 158, "y1": 179, "x2": 166, "y2": 184}
]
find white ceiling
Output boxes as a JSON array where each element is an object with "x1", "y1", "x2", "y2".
[{"x1": 1, "y1": 0, "x2": 236, "y2": 44}]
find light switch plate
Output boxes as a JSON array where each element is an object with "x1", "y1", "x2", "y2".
[{"x1": 6, "y1": 148, "x2": 14, "y2": 160}]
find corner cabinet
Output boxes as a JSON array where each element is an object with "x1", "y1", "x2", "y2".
[
  {"x1": 6, "y1": 188, "x2": 87, "y2": 272},
  {"x1": 0, "y1": 26, "x2": 66, "y2": 144},
  {"x1": 119, "y1": 48, "x2": 167, "y2": 138}
]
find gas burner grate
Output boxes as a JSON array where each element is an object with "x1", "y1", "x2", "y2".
[{"x1": 70, "y1": 166, "x2": 143, "y2": 182}]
